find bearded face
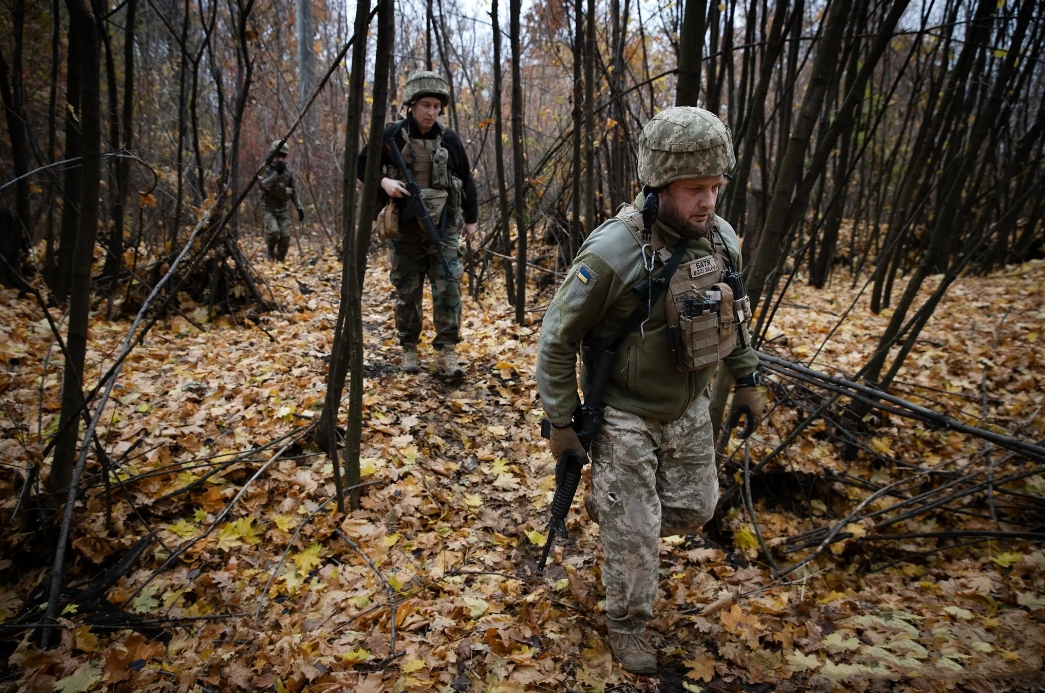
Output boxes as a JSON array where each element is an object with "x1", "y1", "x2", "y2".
[{"x1": 656, "y1": 175, "x2": 726, "y2": 239}]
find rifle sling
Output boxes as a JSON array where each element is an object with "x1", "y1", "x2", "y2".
[
  {"x1": 386, "y1": 120, "x2": 447, "y2": 236},
  {"x1": 588, "y1": 238, "x2": 690, "y2": 354}
]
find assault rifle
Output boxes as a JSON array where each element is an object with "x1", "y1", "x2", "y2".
[
  {"x1": 537, "y1": 345, "x2": 616, "y2": 571},
  {"x1": 384, "y1": 121, "x2": 453, "y2": 279}
]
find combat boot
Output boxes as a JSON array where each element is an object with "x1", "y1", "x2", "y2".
[
  {"x1": 606, "y1": 630, "x2": 657, "y2": 675},
  {"x1": 266, "y1": 242, "x2": 277, "y2": 261},
  {"x1": 436, "y1": 345, "x2": 463, "y2": 378},
  {"x1": 401, "y1": 344, "x2": 420, "y2": 373}
]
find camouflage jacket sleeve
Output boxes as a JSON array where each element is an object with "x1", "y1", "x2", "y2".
[{"x1": 536, "y1": 250, "x2": 630, "y2": 425}]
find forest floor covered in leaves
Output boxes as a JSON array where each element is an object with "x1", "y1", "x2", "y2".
[{"x1": 1, "y1": 241, "x2": 1044, "y2": 692}]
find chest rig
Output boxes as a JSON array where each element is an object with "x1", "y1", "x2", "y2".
[
  {"x1": 617, "y1": 205, "x2": 753, "y2": 371},
  {"x1": 386, "y1": 123, "x2": 460, "y2": 230}
]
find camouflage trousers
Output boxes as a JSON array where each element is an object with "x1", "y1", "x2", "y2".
[
  {"x1": 388, "y1": 222, "x2": 462, "y2": 349},
  {"x1": 262, "y1": 206, "x2": 291, "y2": 260},
  {"x1": 590, "y1": 395, "x2": 718, "y2": 634}
]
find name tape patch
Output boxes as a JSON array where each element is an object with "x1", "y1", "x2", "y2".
[{"x1": 690, "y1": 256, "x2": 717, "y2": 278}]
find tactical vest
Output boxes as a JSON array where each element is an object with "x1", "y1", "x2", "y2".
[
  {"x1": 262, "y1": 170, "x2": 293, "y2": 204},
  {"x1": 616, "y1": 206, "x2": 749, "y2": 371},
  {"x1": 386, "y1": 123, "x2": 463, "y2": 231}
]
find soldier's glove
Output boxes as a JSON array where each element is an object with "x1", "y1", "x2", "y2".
[
  {"x1": 297, "y1": 207, "x2": 305, "y2": 222},
  {"x1": 728, "y1": 374, "x2": 764, "y2": 439},
  {"x1": 549, "y1": 423, "x2": 588, "y2": 464}
]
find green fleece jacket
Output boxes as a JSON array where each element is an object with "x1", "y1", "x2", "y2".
[{"x1": 536, "y1": 206, "x2": 759, "y2": 424}]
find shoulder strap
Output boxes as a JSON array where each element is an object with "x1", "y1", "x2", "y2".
[
  {"x1": 589, "y1": 239, "x2": 690, "y2": 352},
  {"x1": 617, "y1": 206, "x2": 672, "y2": 263}
]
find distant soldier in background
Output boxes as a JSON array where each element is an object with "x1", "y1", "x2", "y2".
[
  {"x1": 258, "y1": 140, "x2": 305, "y2": 262},
  {"x1": 358, "y1": 71, "x2": 478, "y2": 377}
]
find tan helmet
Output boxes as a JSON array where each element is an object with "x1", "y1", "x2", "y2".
[
  {"x1": 403, "y1": 71, "x2": 451, "y2": 107},
  {"x1": 637, "y1": 107, "x2": 735, "y2": 189},
  {"x1": 269, "y1": 139, "x2": 289, "y2": 157}
]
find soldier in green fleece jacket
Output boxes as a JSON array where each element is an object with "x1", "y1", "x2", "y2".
[{"x1": 536, "y1": 107, "x2": 763, "y2": 675}]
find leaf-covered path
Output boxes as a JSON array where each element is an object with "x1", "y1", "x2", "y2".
[{"x1": 2, "y1": 249, "x2": 1045, "y2": 692}]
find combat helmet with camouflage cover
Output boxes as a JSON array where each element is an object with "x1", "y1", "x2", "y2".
[
  {"x1": 403, "y1": 71, "x2": 451, "y2": 107},
  {"x1": 269, "y1": 139, "x2": 290, "y2": 157},
  {"x1": 637, "y1": 107, "x2": 735, "y2": 189}
]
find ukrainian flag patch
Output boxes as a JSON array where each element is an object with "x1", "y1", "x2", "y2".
[{"x1": 564, "y1": 262, "x2": 598, "y2": 310}]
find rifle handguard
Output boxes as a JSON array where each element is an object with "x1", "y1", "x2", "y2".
[{"x1": 537, "y1": 450, "x2": 584, "y2": 571}]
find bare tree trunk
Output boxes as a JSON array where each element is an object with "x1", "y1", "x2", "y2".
[
  {"x1": 704, "y1": 0, "x2": 720, "y2": 114},
  {"x1": 169, "y1": 0, "x2": 191, "y2": 249},
  {"x1": 510, "y1": 0, "x2": 527, "y2": 324},
  {"x1": 320, "y1": 0, "x2": 371, "y2": 512},
  {"x1": 44, "y1": 0, "x2": 61, "y2": 283},
  {"x1": 433, "y1": 0, "x2": 460, "y2": 134},
  {"x1": 726, "y1": 0, "x2": 789, "y2": 236},
  {"x1": 490, "y1": 0, "x2": 515, "y2": 304},
  {"x1": 744, "y1": 0, "x2": 852, "y2": 312},
  {"x1": 0, "y1": 0, "x2": 31, "y2": 281},
  {"x1": 55, "y1": 28, "x2": 83, "y2": 301},
  {"x1": 100, "y1": 0, "x2": 136, "y2": 312},
  {"x1": 425, "y1": 0, "x2": 434, "y2": 70},
  {"x1": 583, "y1": 0, "x2": 595, "y2": 231},
  {"x1": 859, "y1": 0, "x2": 1024, "y2": 392},
  {"x1": 342, "y1": 0, "x2": 392, "y2": 510},
  {"x1": 227, "y1": 0, "x2": 257, "y2": 238},
  {"x1": 569, "y1": 0, "x2": 584, "y2": 260},
  {"x1": 296, "y1": 0, "x2": 316, "y2": 139},
  {"x1": 675, "y1": 0, "x2": 706, "y2": 106},
  {"x1": 51, "y1": 0, "x2": 103, "y2": 496}
]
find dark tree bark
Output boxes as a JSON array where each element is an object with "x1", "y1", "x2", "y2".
[
  {"x1": 510, "y1": 0, "x2": 528, "y2": 324},
  {"x1": 296, "y1": 0, "x2": 316, "y2": 139},
  {"x1": 425, "y1": 0, "x2": 434, "y2": 70},
  {"x1": 859, "y1": 0, "x2": 1028, "y2": 393},
  {"x1": 432, "y1": 0, "x2": 460, "y2": 134},
  {"x1": 583, "y1": 0, "x2": 595, "y2": 231},
  {"x1": 342, "y1": 0, "x2": 392, "y2": 510},
  {"x1": 44, "y1": 0, "x2": 61, "y2": 283},
  {"x1": 569, "y1": 0, "x2": 584, "y2": 259},
  {"x1": 100, "y1": 0, "x2": 137, "y2": 312},
  {"x1": 227, "y1": 0, "x2": 257, "y2": 238},
  {"x1": 675, "y1": 0, "x2": 706, "y2": 106},
  {"x1": 704, "y1": 0, "x2": 722, "y2": 114},
  {"x1": 51, "y1": 0, "x2": 103, "y2": 496},
  {"x1": 0, "y1": 0, "x2": 31, "y2": 281},
  {"x1": 744, "y1": 0, "x2": 853, "y2": 313},
  {"x1": 490, "y1": 0, "x2": 515, "y2": 304},
  {"x1": 320, "y1": 0, "x2": 371, "y2": 511},
  {"x1": 55, "y1": 27, "x2": 83, "y2": 301},
  {"x1": 170, "y1": 0, "x2": 191, "y2": 247},
  {"x1": 725, "y1": 0, "x2": 789, "y2": 235}
]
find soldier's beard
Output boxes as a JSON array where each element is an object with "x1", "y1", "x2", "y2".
[{"x1": 658, "y1": 197, "x2": 715, "y2": 239}]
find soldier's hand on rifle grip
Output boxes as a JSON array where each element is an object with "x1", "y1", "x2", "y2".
[
  {"x1": 728, "y1": 374, "x2": 763, "y2": 439},
  {"x1": 549, "y1": 423, "x2": 588, "y2": 464},
  {"x1": 381, "y1": 177, "x2": 409, "y2": 198}
]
